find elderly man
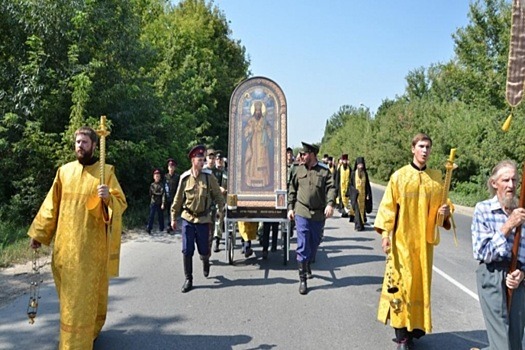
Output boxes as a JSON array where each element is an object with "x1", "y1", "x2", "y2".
[{"x1": 470, "y1": 160, "x2": 525, "y2": 350}]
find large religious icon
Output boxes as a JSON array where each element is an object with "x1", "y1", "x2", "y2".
[{"x1": 228, "y1": 76, "x2": 287, "y2": 215}]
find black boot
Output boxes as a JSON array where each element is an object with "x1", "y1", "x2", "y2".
[
  {"x1": 181, "y1": 256, "x2": 193, "y2": 293},
  {"x1": 202, "y1": 256, "x2": 210, "y2": 278},
  {"x1": 298, "y1": 262, "x2": 308, "y2": 295},
  {"x1": 306, "y1": 261, "x2": 313, "y2": 279},
  {"x1": 213, "y1": 237, "x2": 220, "y2": 253}
]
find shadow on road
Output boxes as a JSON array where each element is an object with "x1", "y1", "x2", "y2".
[
  {"x1": 96, "y1": 314, "x2": 252, "y2": 350},
  {"x1": 416, "y1": 330, "x2": 487, "y2": 350}
]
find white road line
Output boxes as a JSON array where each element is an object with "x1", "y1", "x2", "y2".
[{"x1": 433, "y1": 265, "x2": 479, "y2": 302}]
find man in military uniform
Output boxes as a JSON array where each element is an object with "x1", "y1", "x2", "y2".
[
  {"x1": 171, "y1": 145, "x2": 225, "y2": 293},
  {"x1": 203, "y1": 148, "x2": 223, "y2": 252},
  {"x1": 288, "y1": 142, "x2": 336, "y2": 295},
  {"x1": 165, "y1": 158, "x2": 180, "y2": 234},
  {"x1": 212, "y1": 150, "x2": 228, "y2": 252}
]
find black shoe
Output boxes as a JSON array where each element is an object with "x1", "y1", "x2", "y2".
[
  {"x1": 181, "y1": 279, "x2": 193, "y2": 293},
  {"x1": 349, "y1": 215, "x2": 355, "y2": 222},
  {"x1": 299, "y1": 280, "x2": 308, "y2": 295},
  {"x1": 213, "y1": 237, "x2": 220, "y2": 253},
  {"x1": 341, "y1": 212, "x2": 349, "y2": 218},
  {"x1": 146, "y1": 228, "x2": 152, "y2": 235},
  {"x1": 244, "y1": 247, "x2": 253, "y2": 258},
  {"x1": 262, "y1": 250, "x2": 268, "y2": 260}
]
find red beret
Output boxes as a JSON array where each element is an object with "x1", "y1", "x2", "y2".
[
  {"x1": 188, "y1": 145, "x2": 206, "y2": 159},
  {"x1": 153, "y1": 169, "x2": 161, "y2": 175},
  {"x1": 167, "y1": 158, "x2": 176, "y2": 166}
]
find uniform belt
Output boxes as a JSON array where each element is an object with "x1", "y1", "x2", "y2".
[
  {"x1": 298, "y1": 201, "x2": 322, "y2": 212},
  {"x1": 482, "y1": 260, "x2": 523, "y2": 270},
  {"x1": 183, "y1": 207, "x2": 209, "y2": 218}
]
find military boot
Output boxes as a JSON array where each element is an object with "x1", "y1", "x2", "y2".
[
  {"x1": 298, "y1": 261, "x2": 308, "y2": 295},
  {"x1": 181, "y1": 255, "x2": 193, "y2": 293},
  {"x1": 213, "y1": 237, "x2": 220, "y2": 253},
  {"x1": 306, "y1": 261, "x2": 313, "y2": 279},
  {"x1": 202, "y1": 255, "x2": 210, "y2": 278}
]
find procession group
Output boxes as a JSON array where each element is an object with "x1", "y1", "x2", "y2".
[{"x1": 27, "y1": 127, "x2": 525, "y2": 350}]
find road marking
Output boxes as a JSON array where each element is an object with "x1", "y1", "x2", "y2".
[{"x1": 433, "y1": 265, "x2": 479, "y2": 302}]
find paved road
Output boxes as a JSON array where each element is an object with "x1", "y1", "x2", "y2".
[{"x1": 0, "y1": 185, "x2": 493, "y2": 349}]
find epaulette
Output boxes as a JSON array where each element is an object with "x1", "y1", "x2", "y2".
[
  {"x1": 180, "y1": 170, "x2": 192, "y2": 180},
  {"x1": 202, "y1": 168, "x2": 212, "y2": 175},
  {"x1": 317, "y1": 162, "x2": 329, "y2": 170}
]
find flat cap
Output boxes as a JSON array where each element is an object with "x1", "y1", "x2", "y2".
[{"x1": 167, "y1": 158, "x2": 177, "y2": 166}]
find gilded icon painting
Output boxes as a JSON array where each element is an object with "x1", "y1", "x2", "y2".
[{"x1": 228, "y1": 77, "x2": 287, "y2": 208}]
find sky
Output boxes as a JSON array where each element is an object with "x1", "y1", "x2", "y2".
[{"x1": 213, "y1": 0, "x2": 473, "y2": 148}]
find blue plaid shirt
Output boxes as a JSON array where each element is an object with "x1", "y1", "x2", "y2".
[{"x1": 471, "y1": 195, "x2": 525, "y2": 264}]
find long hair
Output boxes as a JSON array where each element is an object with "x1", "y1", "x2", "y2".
[{"x1": 486, "y1": 160, "x2": 518, "y2": 196}]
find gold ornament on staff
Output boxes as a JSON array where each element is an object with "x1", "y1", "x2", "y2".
[
  {"x1": 385, "y1": 246, "x2": 403, "y2": 314},
  {"x1": 26, "y1": 249, "x2": 43, "y2": 324},
  {"x1": 97, "y1": 115, "x2": 110, "y2": 186},
  {"x1": 86, "y1": 115, "x2": 110, "y2": 221},
  {"x1": 437, "y1": 148, "x2": 457, "y2": 227},
  {"x1": 431, "y1": 148, "x2": 459, "y2": 246}
]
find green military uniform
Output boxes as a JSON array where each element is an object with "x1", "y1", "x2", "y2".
[
  {"x1": 212, "y1": 150, "x2": 228, "y2": 252},
  {"x1": 165, "y1": 159, "x2": 180, "y2": 233},
  {"x1": 288, "y1": 142, "x2": 336, "y2": 294}
]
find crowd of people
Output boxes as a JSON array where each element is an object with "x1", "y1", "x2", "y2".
[{"x1": 26, "y1": 127, "x2": 525, "y2": 350}]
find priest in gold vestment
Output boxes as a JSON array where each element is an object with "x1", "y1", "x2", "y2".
[
  {"x1": 28, "y1": 127, "x2": 127, "y2": 350},
  {"x1": 374, "y1": 133, "x2": 451, "y2": 350},
  {"x1": 243, "y1": 100, "x2": 272, "y2": 188}
]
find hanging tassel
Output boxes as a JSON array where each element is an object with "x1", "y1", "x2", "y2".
[{"x1": 502, "y1": 112, "x2": 513, "y2": 132}]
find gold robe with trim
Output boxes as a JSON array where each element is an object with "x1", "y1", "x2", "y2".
[
  {"x1": 338, "y1": 166, "x2": 350, "y2": 209},
  {"x1": 374, "y1": 164, "x2": 445, "y2": 334},
  {"x1": 28, "y1": 160, "x2": 127, "y2": 350}
]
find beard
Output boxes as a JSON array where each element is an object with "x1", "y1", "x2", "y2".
[
  {"x1": 502, "y1": 195, "x2": 518, "y2": 211},
  {"x1": 76, "y1": 146, "x2": 96, "y2": 165},
  {"x1": 357, "y1": 168, "x2": 364, "y2": 179}
]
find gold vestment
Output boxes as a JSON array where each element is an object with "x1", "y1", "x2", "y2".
[
  {"x1": 355, "y1": 173, "x2": 367, "y2": 222},
  {"x1": 339, "y1": 166, "x2": 350, "y2": 209},
  {"x1": 28, "y1": 161, "x2": 127, "y2": 349},
  {"x1": 243, "y1": 115, "x2": 272, "y2": 187},
  {"x1": 374, "y1": 164, "x2": 444, "y2": 334}
]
